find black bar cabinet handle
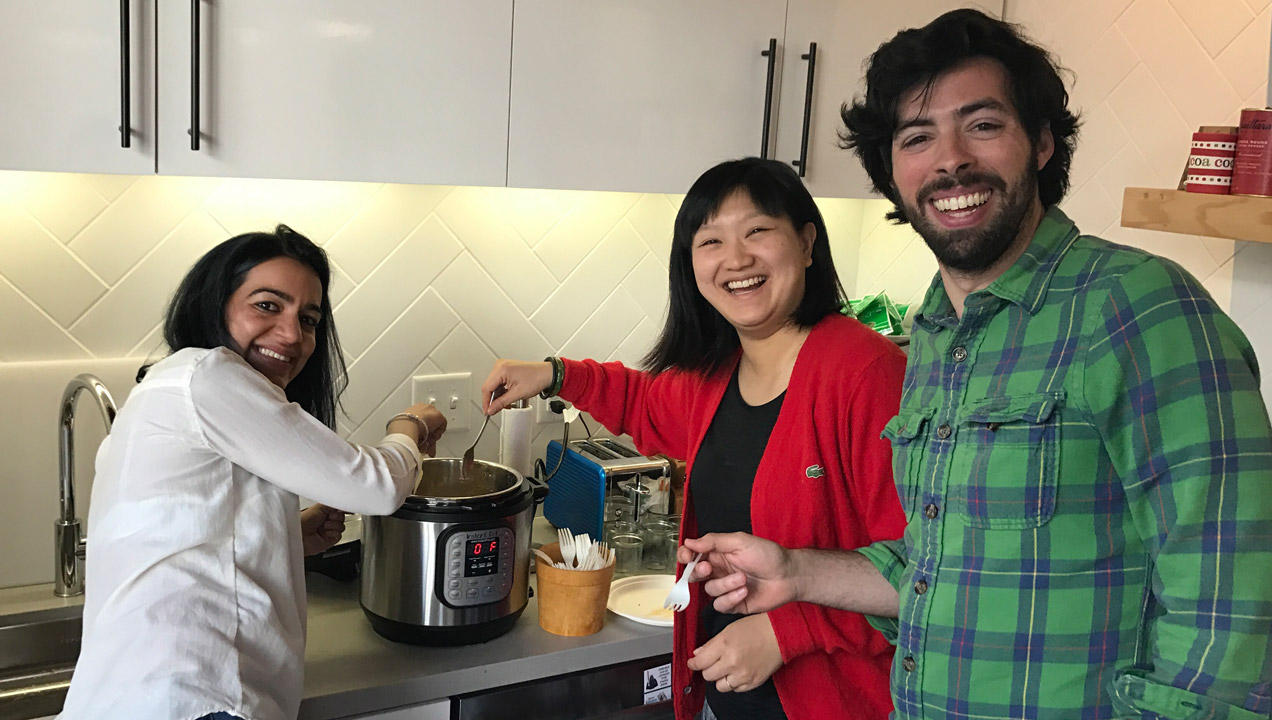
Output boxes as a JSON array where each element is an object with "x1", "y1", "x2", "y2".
[
  {"x1": 190, "y1": 0, "x2": 200, "y2": 151},
  {"x1": 119, "y1": 0, "x2": 130, "y2": 148},
  {"x1": 759, "y1": 38, "x2": 777, "y2": 159},
  {"x1": 792, "y1": 42, "x2": 817, "y2": 177}
]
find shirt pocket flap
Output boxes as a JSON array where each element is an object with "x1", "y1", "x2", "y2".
[
  {"x1": 881, "y1": 408, "x2": 934, "y2": 445},
  {"x1": 958, "y1": 391, "x2": 1066, "y2": 426}
]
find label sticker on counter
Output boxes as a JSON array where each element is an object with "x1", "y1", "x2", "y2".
[{"x1": 643, "y1": 663, "x2": 672, "y2": 705}]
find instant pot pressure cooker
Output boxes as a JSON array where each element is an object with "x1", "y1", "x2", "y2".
[{"x1": 361, "y1": 458, "x2": 547, "y2": 645}]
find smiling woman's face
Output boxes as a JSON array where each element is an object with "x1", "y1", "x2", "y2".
[
  {"x1": 689, "y1": 190, "x2": 814, "y2": 340},
  {"x1": 224, "y1": 256, "x2": 323, "y2": 389}
]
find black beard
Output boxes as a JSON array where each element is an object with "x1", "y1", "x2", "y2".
[{"x1": 905, "y1": 168, "x2": 1037, "y2": 274}]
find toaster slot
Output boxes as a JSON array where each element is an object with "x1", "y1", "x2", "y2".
[
  {"x1": 593, "y1": 438, "x2": 641, "y2": 458},
  {"x1": 574, "y1": 439, "x2": 621, "y2": 462}
]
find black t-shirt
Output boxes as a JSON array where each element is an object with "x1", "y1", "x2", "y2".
[{"x1": 692, "y1": 368, "x2": 788, "y2": 720}]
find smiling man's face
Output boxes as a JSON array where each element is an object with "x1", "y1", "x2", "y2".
[{"x1": 890, "y1": 57, "x2": 1053, "y2": 273}]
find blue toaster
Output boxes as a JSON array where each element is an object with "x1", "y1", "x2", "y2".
[{"x1": 543, "y1": 438, "x2": 672, "y2": 539}]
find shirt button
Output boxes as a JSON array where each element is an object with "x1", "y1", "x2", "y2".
[
  {"x1": 951, "y1": 346, "x2": 968, "y2": 363},
  {"x1": 683, "y1": 686, "x2": 693, "y2": 695},
  {"x1": 936, "y1": 424, "x2": 952, "y2": 439},
  {"x1": 902, "y1": 656, "x2": 916, "y2": 672},
  {"x1": 914, "y1": 579, "x2": 928, "y2": 595},
  {"x1": 924, "y1": 504, "x2": 939, "y2": 519}
]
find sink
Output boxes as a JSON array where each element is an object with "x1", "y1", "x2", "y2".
[{"x1": 0, "y1": 605, "x2": 81, "y2": 718}]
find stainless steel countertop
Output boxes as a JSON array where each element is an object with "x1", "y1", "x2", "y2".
[{"x1": 300, "y1": 573, "x2": 672, "y2": 719}]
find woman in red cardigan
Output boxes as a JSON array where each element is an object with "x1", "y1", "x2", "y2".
[{"x1": 482, "y1": 157, "x2": 906, "y2": 720}]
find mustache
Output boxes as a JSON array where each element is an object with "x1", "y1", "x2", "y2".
[{"x1": 916, "y1": 171, "x2": 1008, "y2": 206}]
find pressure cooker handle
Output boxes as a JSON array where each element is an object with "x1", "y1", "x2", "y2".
[{"x1": 529, "y1": 475, "x2": 549, "y2": 504}]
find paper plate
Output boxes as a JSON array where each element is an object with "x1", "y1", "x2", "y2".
[{"x1": 607, "y1": 574, "x2": 677, "y2": 627}]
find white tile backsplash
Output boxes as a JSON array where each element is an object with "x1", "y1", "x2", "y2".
[
  {"x1": 6, "y1": 172, "x2": 106, "y2": 243},
  {"x1": 343, "y1": 288, "x2": 459, "y2": 426},
  {"x1": 1122, "y1": 0, "x2": 1244, "y2": 130},
  {"x1": 0, "y1": 201, "x2": 106, "y2": 326},
  {"x1": 70, "y1": 211, "x2": 225, "y2": 357},
  {"x1": 558, "y1": 286, "x2": 646, "y2": 362},
  {"x1": 1167, "y1": 0, "x2": 1256, "y2": 57},
  {"x1": 533, "y1": 191, "x2": 642, "y2": 281},
  {"x1": 324, "y1": 183, "x2": 452, "y2": 282},
  {"x1": 334, "y1": 215, "x2": 463, "y2": 359},
  {"x1": 70, "y1": 175, "x2": 220, "y2": 284},
  {"x1": 433, "y1": 186, "x2": 558, "y2": 314},
  {"x1": 531, "y1": 220, "x2": 649, "y2": 347},
  {"x1": 0, "y1": 278, "x2": 89, "y2": 362}
]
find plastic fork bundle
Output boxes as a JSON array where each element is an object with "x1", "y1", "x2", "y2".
[{"x1": 534, "y1": 527, "x2": 615, "y2": 571}]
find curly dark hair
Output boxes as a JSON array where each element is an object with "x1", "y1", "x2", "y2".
[
  {"x1": 642, "y1": 157, "x2": 846, "y2": 376},
  {"x1": 840, "y1": 8, "x2": 1080, "y2": 223},
  {"x1": 159, "y1": 225, "x2": 347, "y2": 428}
]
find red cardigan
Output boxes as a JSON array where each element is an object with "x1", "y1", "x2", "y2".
[{"x1": 559, "y1": 314, "x2": 907, "y2": 720}]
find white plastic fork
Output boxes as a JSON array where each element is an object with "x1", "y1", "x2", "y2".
[
  {"x1": 575, "y1": 533, "x2": 593, "y2": 570},
  {"x1": 663, "y1": 552, "x2": 702, "y2": 612},
  {"x1": 557, "y1": 528, "x2": 576, "y2": 569}
]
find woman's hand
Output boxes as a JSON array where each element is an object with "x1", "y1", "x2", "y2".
[
  {"x1": 300, "y1": 504, "x2": 347, "y2": 556},
  {"x1": 480, "y1": 359, "x2": 555, "y2": 414},
  {"x1": 388, "y1": 403, "x2": 448, "y2": 456},
  {"x1": 687, "y1": 613, "x2": 785, "y2": 693}
]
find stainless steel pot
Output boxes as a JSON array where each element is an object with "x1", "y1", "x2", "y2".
[{"x1": 360, "y1": 458, "x2": 546, "y2": 645}]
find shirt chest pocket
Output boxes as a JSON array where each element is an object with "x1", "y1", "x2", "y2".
[
  {"x1": 949, "y1": 392, "x2": 1065, "y2": 529},
  {"x1": 881, "y1": 408, "x2": 934, "y2": 518}
]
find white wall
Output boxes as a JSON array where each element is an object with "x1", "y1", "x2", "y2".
[
  {"x1": 0, "y1": 172, "x2": 866, "y2": 589},
  {"x1": 855, "y1": 0, "x2": 1272, "y2": 408}
]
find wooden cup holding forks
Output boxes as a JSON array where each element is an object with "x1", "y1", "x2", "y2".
[{"x1": 534, "y1": 541, "x2": 616, "y2": 636}]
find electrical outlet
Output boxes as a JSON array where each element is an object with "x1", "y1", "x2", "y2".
[
  {"x1": 412, "y1": 372, "x2": 471, "y2": 432},
  {"x1": 534, "y1": 395, "x2": 565, "y2": 424}
]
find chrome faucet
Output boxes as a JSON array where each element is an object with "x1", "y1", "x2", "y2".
[{"x1": 54, "y1": 374, "x2": 117, "y2": 597}]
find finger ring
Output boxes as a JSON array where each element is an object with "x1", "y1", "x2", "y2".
[{"x1": 722, "y1": 676, "x2": 733, "y2": 691}]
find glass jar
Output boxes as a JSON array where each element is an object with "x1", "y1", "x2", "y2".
[
  {"x1": 612, "y1": 533, "x2": 645, "y2": 576},
  {"x1": 604, "y1": 520, "x2": 639, "y2": 544},
  {"x1": 640, "y1": 519, "x2": 679, "y2": 572}
]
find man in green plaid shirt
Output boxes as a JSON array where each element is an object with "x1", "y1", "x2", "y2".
[{"x1": 682, "y1": 9, "x2": 1272, "y2": 720}]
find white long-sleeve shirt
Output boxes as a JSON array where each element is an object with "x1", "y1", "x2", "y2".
[{"x1": 59, "y1": 347, "x2": 421, "y2": 720}]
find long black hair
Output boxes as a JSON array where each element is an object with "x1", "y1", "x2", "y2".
[
  {"x1": 840, "y1": 8, "x2": 1080, "y2": 223},
  {"x1": 160, "y1": 225, "x2": 346, "y2": 428},
  {"x1": 641, "y1": 157, "x2": 846, "y2": 376}
]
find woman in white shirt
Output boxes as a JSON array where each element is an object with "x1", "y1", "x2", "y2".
[{"x1": 59, "y1": 226, "x2": 444, "y2": 720}]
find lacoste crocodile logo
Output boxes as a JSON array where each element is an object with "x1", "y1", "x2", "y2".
[{"x1": 805, "y1": 464, "x2": 825, "y2": 479}]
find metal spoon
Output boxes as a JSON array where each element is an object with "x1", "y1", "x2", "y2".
[{"x1": 462, "y1": 386, "x2": 504, "y2": 477}]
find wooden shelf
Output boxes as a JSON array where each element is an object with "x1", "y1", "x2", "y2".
[{"x1": 1120, "y1": 187, "x2": 1272, "y2": 244}]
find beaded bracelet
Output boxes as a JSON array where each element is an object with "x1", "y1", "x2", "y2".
[
  {"x1": 385, "y1": 412, "x2": 430, "y2": 440},
  {"x1": 540, "y1": 356, "x2": 565, "y2": 399}
]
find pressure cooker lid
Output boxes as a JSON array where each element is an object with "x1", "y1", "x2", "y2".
[{"x1": 407, "y1": 458, "x2": 524, "y2": 506}]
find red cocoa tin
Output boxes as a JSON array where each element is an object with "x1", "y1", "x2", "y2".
[
  {"x1": 1185, "y1": 129, "x2": 1238, "y2": 194},
  {"x1": 1231, "y1": 108, "x2": 1272, "y2": 197}
]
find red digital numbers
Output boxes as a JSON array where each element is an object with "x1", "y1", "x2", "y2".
[{"x1": 470, "y1": 539, "x2": 498, "y2": 556}]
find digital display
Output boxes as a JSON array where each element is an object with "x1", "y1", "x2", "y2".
[{"x1": 465, "y1": 538, "x2": 500, "y2": 577}]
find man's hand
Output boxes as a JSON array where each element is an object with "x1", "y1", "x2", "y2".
[
  {"x1": 301, "y1": 504, "x2": 347, "y2": 556},
  {"x1": 678, "y1": 533, "x2": 799, "y2": 614},
  {"x1": 687, "y1": 613, "x2": 784, "y2": 693}
]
